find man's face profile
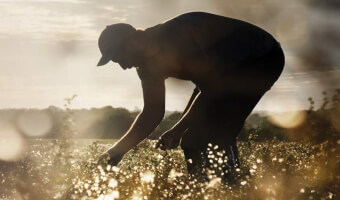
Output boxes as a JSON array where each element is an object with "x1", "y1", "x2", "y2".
[{"x1": 110, "y1": 50, "x2": 135, "y2": 70}]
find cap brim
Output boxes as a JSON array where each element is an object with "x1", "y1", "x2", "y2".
[{"x1": 97, "y1": 55, "x2": 111, "y2": 66}]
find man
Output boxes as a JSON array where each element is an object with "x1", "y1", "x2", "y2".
[{"x1": 97, "y1": 12, "x2": 284, "y2": 180}]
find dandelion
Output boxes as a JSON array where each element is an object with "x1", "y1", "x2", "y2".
[
  {"x1": 157, "y1": 154, "x2": 163, "y2": 160},
  {"x1": 140, "y1": 171, "x2": 155, "y2": 183},
  {"x1": 329, "y1": 192, "x2": 333, "y2": 199},
  {"x1": 240, "y1": 180, "x2": 247, "y2": 186},
  {"x1": 108, "y1": 179, "x2": 118, "y2": 188},
  {"x1": 207, "y1": 177, "x2": 221, "y2": 188},
  {"x1": 111, "y1": 166, "x2": 120, "y2": 172},
  {"x1": 168, "y1": 168, "x2": 183, "y2": 182},
  {"x1": 131, "y1": 193, "x2": 143, "y2": 200}
]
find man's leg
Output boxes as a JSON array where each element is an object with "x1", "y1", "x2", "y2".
[
  {"x1": 180, "y1": 91, "x2": 264, "y2": 182},
  {"x1": 181, "y1": 42, "x2": 285, "y2": 182},
  {"x1": 182, "y1": 141, "x2": 240, "y2": 182}
]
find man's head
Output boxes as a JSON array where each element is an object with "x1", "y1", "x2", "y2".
[{"x1": 97, "y1": 23, "x2": 143, "y2": 69}]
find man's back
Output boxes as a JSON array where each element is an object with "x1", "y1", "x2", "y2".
[{"x1": 142, "y1": 12, "x2": 278, "y2": 90}]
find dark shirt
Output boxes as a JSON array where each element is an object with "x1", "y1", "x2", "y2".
[{"x1": 138, "y1": 12, "x2": 278, "y2": 92}]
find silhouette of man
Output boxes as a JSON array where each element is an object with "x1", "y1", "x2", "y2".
[{"x1": 97, "y1": 12, "x2": 284, "y2": 180}]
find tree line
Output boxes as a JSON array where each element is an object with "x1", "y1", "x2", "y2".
[{"x1": 0, "y1": 89, "x2": 338, "y2": 144}]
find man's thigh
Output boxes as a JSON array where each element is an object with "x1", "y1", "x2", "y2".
[
  {"x1": 181, "y1": 44, "x2": 284, "y2": 148},
  {"x1": 180, "y1": 91, "x2": 265, "y2": 148}
]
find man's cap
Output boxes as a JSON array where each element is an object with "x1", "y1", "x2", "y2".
[{"x1": 97, "y1": 23, "x2": 136, "y2": 66}]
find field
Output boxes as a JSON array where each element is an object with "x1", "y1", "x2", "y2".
[{"x1": 0, "y1": 138, "x2": 338, "y2": 200}]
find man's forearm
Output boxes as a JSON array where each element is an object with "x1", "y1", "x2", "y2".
[
  {"x1": 107, "y1": 110, "x2": 163, "y2": 157},
  {"x1": 179, "y1": 87, "x2": 200, "y2": 119},
  {"x1": 168, "y1": 88, "x2": 200, "y2": 137},
  {"x1": 160, "y1": 87, "x2": 199, "y2": 139}
]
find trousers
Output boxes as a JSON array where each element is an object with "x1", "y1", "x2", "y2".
[{"x1": 180, "y1": 42, "x2": 284, "y2": 182}]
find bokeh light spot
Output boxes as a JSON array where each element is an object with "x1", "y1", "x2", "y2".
[
  {"x1": 263, "y1": 96, "x2": 306, "y2": 128},
  {"x1": 268, "y1": 111, "x2": 306, "y2": 129},
  {"x1": 0, "y1": 123, "x2": 24, "y2": 161},
  {"x1": 17, "y1": 111, "x2": 53, "y2": 137}
]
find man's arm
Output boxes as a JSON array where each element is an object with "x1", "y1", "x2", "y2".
[
  {"x1": 180, "y1": 87, "x2": 200, "y2": 119},
  {"x1": 168, "y1": 87, "x2": 200, "y2": 135},
  {"x1": 102, "y1": 70, "x2": 165, "y2": 164}
]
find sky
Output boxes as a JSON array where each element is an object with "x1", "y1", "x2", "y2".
[{"x1": 0, "y1": 0, "x2": 339, "y2": 112}]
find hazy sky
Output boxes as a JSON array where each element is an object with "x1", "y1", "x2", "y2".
[{"x1": 0, "y1": 0, "x2": 339, "y2": 111}]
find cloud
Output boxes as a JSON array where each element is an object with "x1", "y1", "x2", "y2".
[
  {"x1": 0, "y1": 2, "x2": 94, "y2": 41},
  {"x1": 0, "y1": 0, "x2": 132, "y2": 41},
  {"x1": 0, "y1": 0, "x2": 82, "y2": 2}
]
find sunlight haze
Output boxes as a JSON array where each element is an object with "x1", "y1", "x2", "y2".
[{"x1": 0, "y1": 0, "x2": 339, "y2": 111}]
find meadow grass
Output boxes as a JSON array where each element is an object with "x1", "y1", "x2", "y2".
[{"x1": 0, "y1": 138, "x2": 338, "y2": 200}]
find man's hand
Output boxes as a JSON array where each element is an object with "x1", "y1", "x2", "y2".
[
  {"x1": 156, "y1": 129, "x2": 182, "y2": 150},
  {"x1": 97, "y1": 151, "x2": 124, "y2": 166}
]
